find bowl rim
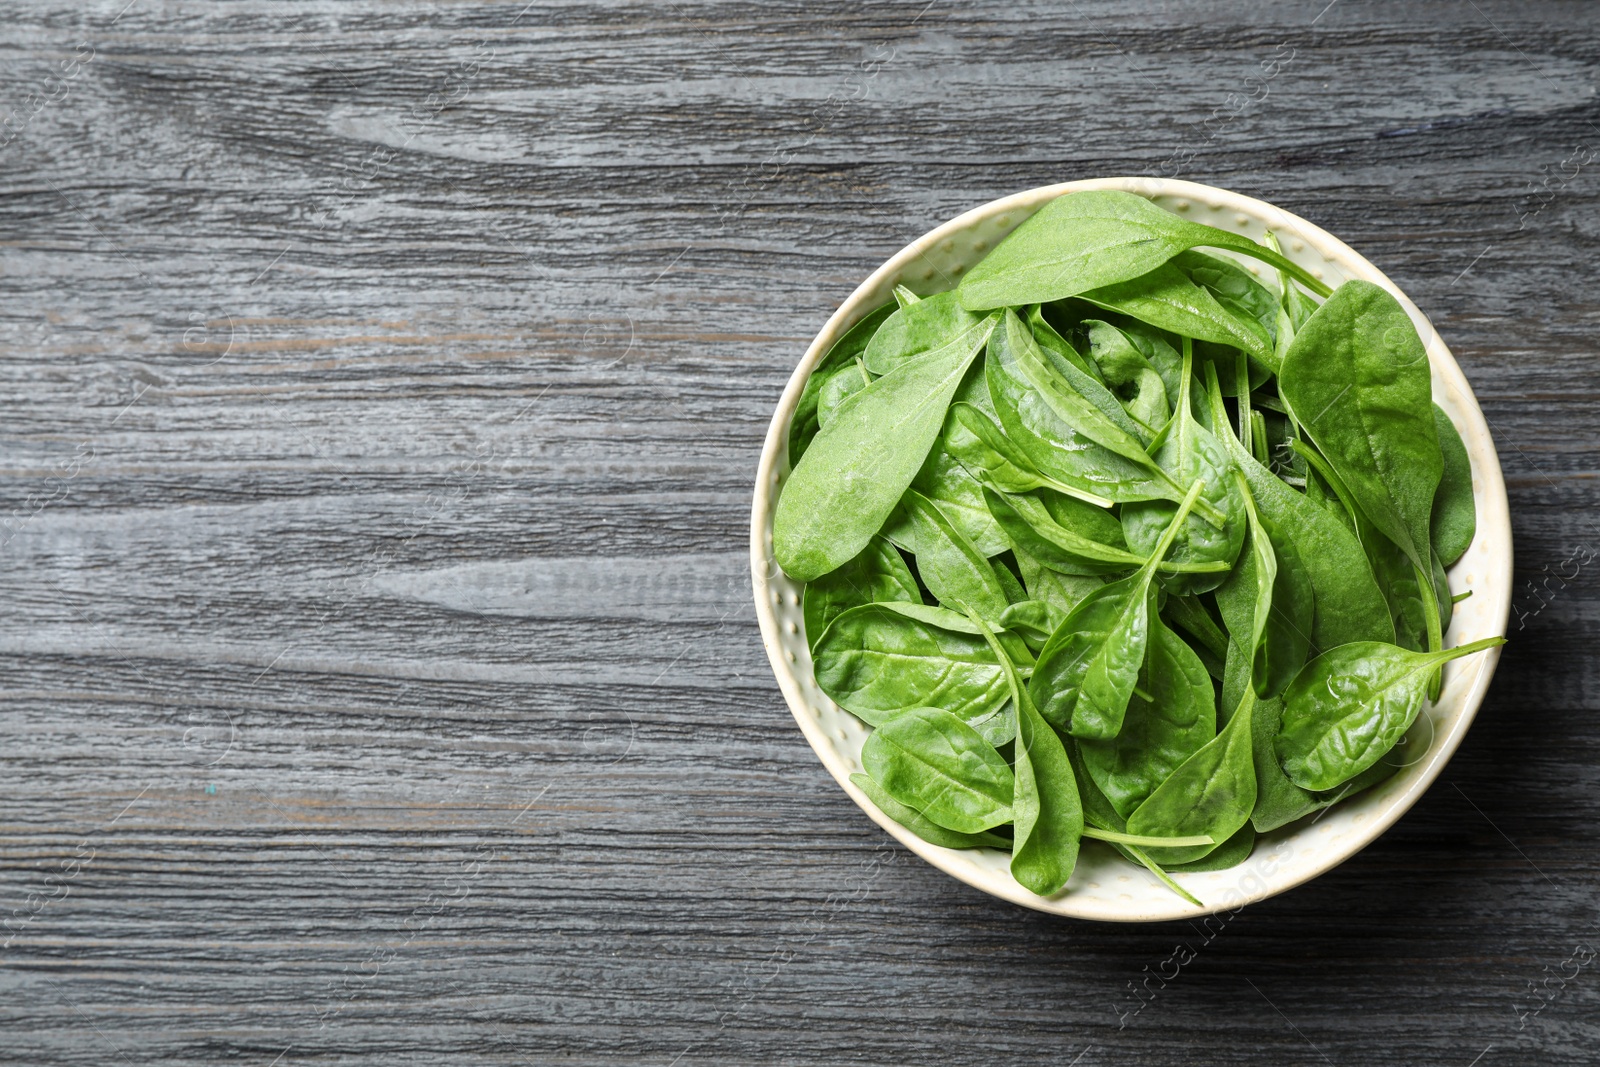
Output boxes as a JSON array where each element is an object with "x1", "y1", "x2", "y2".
[{"x1": 750, "y1": 176, "x2": 1512, "y2": 921}]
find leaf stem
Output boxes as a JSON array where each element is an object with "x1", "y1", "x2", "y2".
[
  {"x1": 1214, "y1": 242, "x2": 1334, "y2": 299},
  {"x1": 1235, "y1": 348, "x2": 1251, "y2": 445},
  {"x1": 1123, "y1": 844, "x2": 1204, "y2": 907},
  {"x1": 1413, "y1": 558, "x2": 1444, "y2": 699},
  {"x1": 1429, "y1": 634, "x2": 1506, "y2": 665},
  {"x1": 1147, "y1": 478, "x2": 1208, "y2": 573},
  {"x1": 1082, "y1": 827, "x2": 1215, "y2": 848}
]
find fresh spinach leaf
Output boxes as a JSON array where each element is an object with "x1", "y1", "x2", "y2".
[
  {"x1": 866, "y1": 601, "x2": 1035, "y2": 672},
  {"x1": 895, "y1": 488, "x2": 1012, "y2": 622},
  {"x1": 816, "y1": 355, "x2": 872, "y2": 427},
  {"x1": 789, "y1": 303, "x2": 895, "y2": 465},
  {"x1": 986, "y1": 309, "x2": 1172, "y2": 508},
  {"x1": 1011, "y1": 542, "x2": 1106, "y2": 617},
  {"x1": 1083, "y1": 318, "x2": 1171, "y2": 435},
  {"x1": 1120, "y1": 340, "x2": 1247, "y2": 594},
  {"x1": 1269, "y1": 230, "x2": 1320, "y2": 333},
  {"x1": 984, "y1": 486, "x2": 1145, "y2": 576},
  {"x1": 885, "y1": 445, "x2": 1010, "y2": 557},
  {"x1": 956, "y1": 189, "x2": 1329, "y2": 311},
  {"x1": 1029, "y1": 479, "x2": 1207, "y2": 739},
  {"x1": 1164, "y1": 594, "x2": 1230, "y2": 674},
  {"x1": 775, "y1": 314, "x2": 996, "y2": 582},
  {"x1": 1003, "y1": 309, "x2": 1180, "y2": 482},
  {"x1": 1079, "y1": 614, "x2": 1217, "y2": 818},
  {"x1": 1278, "y1": 280, "x2": 1443, "y2": 651},
  {"x1": 862, "y1": 707, "x2": 1016, "y2": 833},
  {"x1": 1126, "y1": 685, "x2": 1258, "y2": 867},
  {"x1": 943, "y1": 402, "x2": 1078, "y2": 497},
  {"x1": 1024, "y1": 310, "x2": 1154, "y2": 444},
  {"x1": 1174, "y1": 250, "x2": 1280, "y2": 369},
  {"x1": 1431, "y1": 403, "x2": 1476, "y2": 567},
  {"x1": 850, "y1": 772, "x2": 1010, "y2": 850},
  {"x1": 1165, "y1": 822, "x2": 1255, "y2": 872},
  {"x1": 1248, "y1": 675, "x2": 1400, "y2": 833},
  {"x1": 998, "y1": 599, "x2": 1064, "y2": 652},
  {"x1": 971, "y1": 614, "x2": 1083, "y2": 896},
  {"x1": 1028, "y1": 303, "x2": 1102, "y2": 380},
  {"x1": 1276, "y1": 636, "x2": 1506, "y2": 790},
  {"x1": 1214, "y1": 470, "x2": 1314, "y2": 698},
  {"x1": 864, "y1": 290, "x2": 986, "y2": 375},
  {"x1": 1079, "y1": 260, "x2": 1274, "y2": 367},
  {"x1": 802, "y1": 535, "x2": 919, "y2": 651},
  {"x1": 811, "y1": 602, "x2": 1013, "y2": 740},
  {"x1": 986, "y1": 485, "x2": 1229, "y2": 579},
  {"x1": 1108, "y1": 318, "x2": 1185, "y2": 407},
  {"x1": 1203, "y1": 360, "x2": 1394, "y2": 651},
  {"x1": 1293, "y1": 438, "x2": 1430, "y2": 654},
  {"x1": 1250, "y1": 685, "x2": 1327, "y2": 832}
]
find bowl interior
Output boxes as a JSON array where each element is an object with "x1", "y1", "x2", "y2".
[{"x1": 750, "y1": 177, "x2": 1511, "y2": 921}]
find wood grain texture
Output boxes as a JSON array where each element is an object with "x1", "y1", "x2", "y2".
[{"x1": 2, "y1": 0, "x2": 1598, "y2": 1063}]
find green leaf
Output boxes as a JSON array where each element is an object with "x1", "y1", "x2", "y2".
[
  {"x1": 1120, "y1": 341, "x2": 1247, "y2": 595},
  {"x1": 1431, "y1": 404, "x2": 1476, "y2": 567},
  {"x1": 1083, "y1": 318, "x2": 1171, "y2": 435},
  {"x1": 802, "y1": 535, "x2": 919, "y2": 651},
  {"x1": 1173, "y1": 250, "x2": 1281, "y2": 370},
  {"x1": 1079, "y1": 616, "x2": 1217, "y2": 818},
  {"x1": 886, "y1": 445, "x2": 1010, "y2": 557},
  {"x1": 1163, "y1": 594, "x2": 1229, "y2": 675},
  {"x1": 998, "y1": 599, "x2": 1064, "y2": 652},
  {"x1": 850, "y1": 772, "x2": 1010, "y2": 850},
  {"x1": 1214, "y1": 471, "x2": 1314, "y2": 699},
  {"x1": 1247, "y1": 676, "x2": 1396, "y2": 833},
  {"x1": 970, "y1": 615, "x2": 1083, "y2": 896},
  {"x1": 1011, "y1": 542, "x2": 1106, "y2": 618},
  {"x1": 789, "y1": 303, "x2": 895, "y2": 466},
  {"x1": 1109, "y1": 318, "x2": 1185, "y2": 408},
  {"x1": 1029, "y1": 480, "x2": 1207, "y2": 739},
  {"x1": 986, "y1": 310, "x2": 1183, "y2": 509},
  {"x1": 1028, "y1": 303, "x2": 1102, "y2": 380},
  {"x1": 943, "y1": 402, "x2": 1074, "y2": 497},
  {"x1": 1004, "y1": 310, "x2": 1171, "y2": 476},
  {"x1": 1204, "y1": 360, "x2": 1394, "y2": 651},
  {"x1": 1126, "y1": 685, "x2": 1258, "y2": 867},
  {"x1": 1165, "y1": 822, "x2": 1255, "y2": 872},
  {"x1": 864, "y1": 290, "x2": 986, "y2": 375},
  {"x1": 1294, "y1": 438, "x2": 1430, "y2": 654},
  {"x1": 815, "y1": 356, "x2": 872, "y2": 427},
  {"x1": 775, "y1": 315, "x2": 995, "y2": 582},
  {"x1": 1249, "y1": 684, "x2": 1326, "y2": 832},
  {"x1": 956, "y1": 189, "x2": 1328, "y2": 311},
  {"x1": 1276, "y1": 636, "x2": 1506, "y2": 791},
  {"x1": 860, "y1": 601, "x2": 1034, "y2": 667},
  {"x1": 984, "y1": 486, "x2": 1143, "y2": 576},
  {"x1": 1279, "y1": 281, "x2": 1442, "y2": 579},
  {"x1": 893, "y1": 489, "x2": 1012, "y2": 622},
  {"x1": 1024, "y1": 309, "x2": 1154, "y2": 443},
  {"x1": 811, "y1": 603, "x2": 1014, "y2": 742},
  {"x1": 1079, "y1": 260, "x2": 1274, "y2": 366},
  {"x1": 862, "y1": 707, "x2": 1016, "y2": 833},
  {"x1": 986, "y1": 485, "x2": 1229, "y2": 580}
]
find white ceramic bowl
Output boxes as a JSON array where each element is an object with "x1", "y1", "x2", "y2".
[{"x1": 750, "y1": 177, "x2": 1511, "y2": 922}]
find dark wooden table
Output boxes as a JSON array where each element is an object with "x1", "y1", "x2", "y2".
[{"x1": 2, "y1": 2, "x2": 1595, "y2": 1063}]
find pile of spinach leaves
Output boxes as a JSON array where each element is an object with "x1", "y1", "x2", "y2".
[{"x1": 775, "y1": 190, "x2": 1501, "y2": 903}]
